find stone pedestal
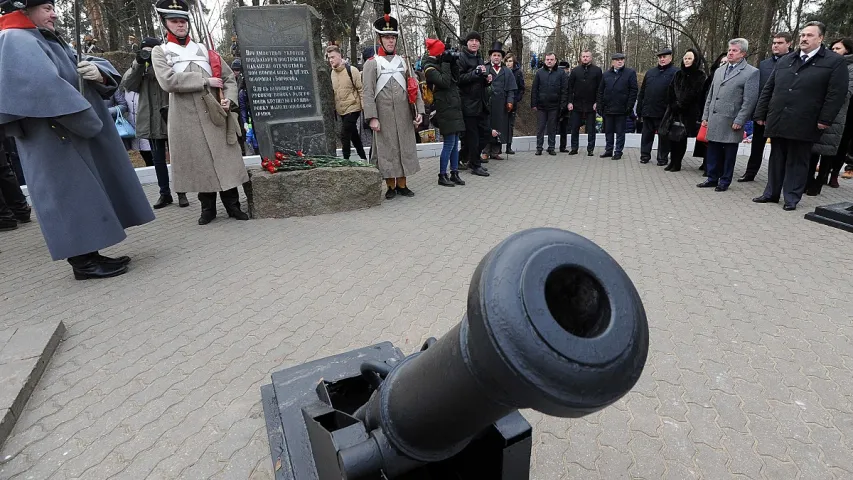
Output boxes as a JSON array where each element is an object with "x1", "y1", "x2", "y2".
[
  {"x1": 247, "y1": 167, "x2": 383, "y2": 218},
  {"x1": 804, "y1": 202, "x2": 853, "y2": 233}
]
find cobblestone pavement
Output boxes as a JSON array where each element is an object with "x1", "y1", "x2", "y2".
[{"x1": 1, "y1": 149, "x2": 852, "y2": 480}]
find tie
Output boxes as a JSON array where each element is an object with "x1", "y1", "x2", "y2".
[
  {"x1": 801, "y1": 54, "x2": 808, "y2": 64},
  {"x1": 726, "y1": 65, "x2": 734, "y2": 78}
]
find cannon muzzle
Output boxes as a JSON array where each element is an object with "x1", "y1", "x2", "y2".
[{"x1": 261, "y1": 228, "x2": 649, "y2": 480}]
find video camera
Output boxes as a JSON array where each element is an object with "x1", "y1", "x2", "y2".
[{"x1": 136, "y1": 48, "x2": 151, "y2": 64}]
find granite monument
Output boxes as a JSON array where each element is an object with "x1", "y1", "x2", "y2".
[{"x1": 234, "y1": 5, "x2": 337, "y2": 160}]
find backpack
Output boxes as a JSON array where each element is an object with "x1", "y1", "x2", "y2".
[{"x1": 420, "y1": 67, "x2": 436, "y2": 106}]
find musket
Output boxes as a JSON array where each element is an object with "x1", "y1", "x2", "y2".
[
  {"x1": 392, "y1": 0, "x2": 420, "y2": 124},
  {"x1": 74, "y1": 0, "x2": 83, "y2": 91}
]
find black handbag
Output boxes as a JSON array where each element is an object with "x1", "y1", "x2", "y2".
[{"x1": 668, "y1": 119, "x2": 687, "y2": 142}]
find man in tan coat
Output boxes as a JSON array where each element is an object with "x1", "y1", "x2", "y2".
[
  {"x1": 152, "y1": 0, "x2": 249, "y2": 225},
  {"x1": 362, "y1": 1, "x2": 424, "y2": 200},
  {"x1": 327, "y1": 45, "x2": 367, "y2": 161}
]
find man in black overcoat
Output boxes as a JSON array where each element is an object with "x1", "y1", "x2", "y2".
[{"x1": 753, "y1": 21, "x2": 849, "y2": 211}]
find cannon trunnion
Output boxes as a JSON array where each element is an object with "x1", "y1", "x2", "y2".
[{"x1": 261, "y1": 228, "x2": 650, "y2": 479}]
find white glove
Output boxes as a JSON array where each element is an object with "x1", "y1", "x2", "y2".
[{"x1": 77, "y1": 61, "x2": 101, "y2": 82}]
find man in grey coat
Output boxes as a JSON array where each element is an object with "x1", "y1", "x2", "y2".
[
  {"x1": 0, "y1": 0, "x2": 155, "y2": 279},
  {"x1": 753, "y1": 22, "x2": 849, "y2": 210},
  {"x1": 697, "y1": 38, "x2": 759, "y2": 192}
]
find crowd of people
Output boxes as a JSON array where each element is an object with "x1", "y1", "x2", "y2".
[
  {"x1": 327, "y1": 19, "x2": 853, "y2": 209},
  {"x1": 1, "y1": 0, "x2": 852, "y2": 281}
]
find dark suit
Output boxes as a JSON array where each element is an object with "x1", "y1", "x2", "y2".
[
  {"x1": 567, "y1": 63, "x2": 603, "y2": 152},
  {"x1": 754, "y1": 47, "x2": 849, "y2": 206},
  {"x1": 638, "y1": 64, "x2": 677, "y2": 162},
  {"x1": 744, "y1": 54, "x2": 787, "y2": 178},
  {"x1": 598, "y1": 66, "x2": 639, "y2": 155}
]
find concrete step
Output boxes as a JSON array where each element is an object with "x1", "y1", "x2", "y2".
[{"x1": 0, "y1": 321, "x2": 65, "y2": 449}]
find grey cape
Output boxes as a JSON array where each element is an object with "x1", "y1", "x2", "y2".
[{"x1": 0, "y1": 27, "x2": 154, "y2": 260}]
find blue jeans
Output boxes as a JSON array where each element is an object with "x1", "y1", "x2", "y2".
[
  {"x1": 705, "y1": 141, "x2": 739, "y2": 187},
  {"x1": 150, "y1": 138, "x2": 171, "y2": 195},
  {"x1": 440, "y1": 133, "x2": 460, "y2": 174}
]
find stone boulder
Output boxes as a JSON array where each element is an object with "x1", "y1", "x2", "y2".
[{"x1": 247, "y1": 166, "x2": 383, "y2": 218}]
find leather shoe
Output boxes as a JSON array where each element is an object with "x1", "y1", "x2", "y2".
[
  {"x1": 0, "y1": 218, "x2": 18, "y2": 231},
  {"x1": 385, "y1": 188, "x2": 397, "y2": 200},
  {"x1": 657, "y1": 161, "x2": 668, "y2": 166},
  {"x1": 783, "y1": 203, "x2": 797, "y2": 211},
  {"x1": 547, "y1": 149, "x2": 557, "y2": 156},
  {"x1": 568, "y1": 150, "x2": 578, "y2": 155},
  {"x1": 505, "y1": 148, "x2": 516, "y2": 155},
  {"x1": 470, "y1": 167, "x2": 490, "y2": 176},
  {"x1": 68, "y1": 253, "x2": 128, "y2": 280},
  {"x1": 587, "y1": 151, "x2": 594, "y2": 156},
  {"x1": 714, "y1": 185, "x2": 728, "y2": 192},
  {"x1": 612, "y1": 154, "x2": 622, "y2": 160},
  {"x1": 153, "y1": 194, "x2": 173, "y2": 209},
  {"x1": 395, "y1": 186, "x2": 415, "y2": 197},
  {"x1": 737, "y1": 175, "x2": 755, "y2": 183},
  {"x1": 640, "y1": 158, "x2": 650, "y2": 164},
  {"x1": 94, "y1": 253, "x2": 131, "y2": 267},
  {"x1": 600, "y1": 152, "x2": 612, "y2": 158},
  {"x1": 752, "y1": 195, "x2": 779, "y2": 203},
  {"x1": 697, "y1": 180, "x2": 718, "y2": 188},
  {"x1": 177, "y1": 193, "x2": 190, "y2": 207},
  {"x1": 535, "y1": 149, "x2": 543, "y2": 156}
]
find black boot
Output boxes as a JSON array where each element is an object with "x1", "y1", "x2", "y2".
[
  {"x1": 220, "y1": 188, "x2": 249, "y2": 220},
  {"x1": 67, "y1": 252, "x2": 128, "y2": 280},
  {"x1": 153, "y1": 194, "x2": 173, "y2": 209},
  {"x1": 449, "y1": 171, "x2": 466, "y2": 185},
  {"x1": 198, "y1": 192, "x2": 217, "y2": 225},
  {"x1": 177, "y1": 193, "x2": 190, "y2": 207},
  {"x1": 438, "y1": 173, "x2": 455, "y2": 187}
]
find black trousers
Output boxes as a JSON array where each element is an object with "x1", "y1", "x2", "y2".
[
  {"x1": 640, "y1": 117, "x2": 670, "y2": 162},
  {"x1": 536, "y1": 109, "x2": 558, "y2": 150},
  {"x1": 743, "y1": 122, "x2": 767, "y2": 178},
  {"x1": 0, "y1": 143, "x2": 28, "y2": 220},
  {"x1": 340, "y1": 112, "x2": 367, "y2": 160},
  {"x1": 3, "y1": 138, "x2": 24, "y2": 185},
  {"x1": 763, "y1": 138, "x2": 813, "y2": 205},
  {"x1": 507, "y1": 111, "x2": 517, "y2": 149},
  {"x1": 558, "y1": 114, "x2": 569, "y2": 151},
  {"x1": 570, "y1": 111, "x2": 596, "y2": 152},
  {"x1": 461, "y1": 115, "x2": 488, "y2": 168}
]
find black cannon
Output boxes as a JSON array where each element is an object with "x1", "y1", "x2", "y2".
[{"x1": 261, "y1": 228, "x2": 649, "y2": 479}]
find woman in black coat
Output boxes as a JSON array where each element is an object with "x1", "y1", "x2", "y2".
[
  {"x1": 423, "y1": 39, "x2": 467, "y2": 187},
  {"x1": 660, "y1": 48, "x2": 707, "y2": 172},
  {"x1": 693, "y1": 51, "x2": 728, "y2": 172},
  {"x1": 504, "y1": 53, "x2": 526, "y2": 154}
]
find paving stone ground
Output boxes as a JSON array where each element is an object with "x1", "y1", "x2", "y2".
[{"x1": 1, "y1": 148, "x2": 852, "y2": 479}]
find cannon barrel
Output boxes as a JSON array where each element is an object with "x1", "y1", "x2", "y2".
[{"x1": 339, "y1": 228, "x2": 649, "y2": 478}]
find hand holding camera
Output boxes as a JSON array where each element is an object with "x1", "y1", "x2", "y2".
[{"x1": 135, "y1": 48, "x2": 151, "y2": 65}]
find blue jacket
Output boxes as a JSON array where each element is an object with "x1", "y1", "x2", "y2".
[
  {"x1": 758, "y1": 55, "x2": 785, "y2": 92},
  {"x1": 597, "y1": 67, "x2": 638, "y2": 115}
]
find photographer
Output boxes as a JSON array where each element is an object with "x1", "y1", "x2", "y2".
[
  {"x1": 456, "y1": 31, "x2": 490, "y2": 177},
  {"x1": 123, "y1": 37, "x2": 187, "y2": 209},
  {"x1": 423, "y1": 38, "x2": 466, "y2": 187}
]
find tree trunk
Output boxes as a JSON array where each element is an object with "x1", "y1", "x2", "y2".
[
  {"x1": 83, "y1": 0, "x2": 108, "y2": 46},
  {"x1": 755, "y1": 0, "x2": 777, "y2": 62},
  {"x1": 611, "y1": 0, "x2": 623, "y2": 53},
  {"x1": 510, "y1": 0, "x2": 522, "y2": 62},
  {"x1": 730, "y1": 0, "x2": 743, "y2": 39}
]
